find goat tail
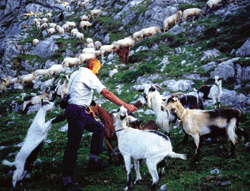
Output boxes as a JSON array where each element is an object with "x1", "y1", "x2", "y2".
[
  {"x1": 169, "y1": 151, "x2": 187, "y2": 160},
  {"x1": 2, "y1": 159, "x2": 15, "y2": 167}
]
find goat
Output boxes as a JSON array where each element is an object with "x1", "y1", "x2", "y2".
[
  {"x1": 2, "y1": 100, "x2": 55, "y2": 188},
  {"x1": 88, "y1": 100, "x2": 144, "y2": 164},
  {"x1": 162, "y1": 96, "x2": 250, "y2": 162},
  {"x1": 23, "y1": 91, "x2": 50, "y2": 114},
  {"x1": 54, "y1": 75, "x2": 69, "y2": 99},
  {"x1": 141, "y1": 84, "x2": 204, "y2": 137},
  {"x1": 195, "y1": 76, "x2": 223, "y2": 109},
  {"x1": 113, "y1": 106, "x2": 186, "y2": 190},
  {"x1": 114, "y1": 47, "x2": 129, "y2": 65},
  {"x1": 19, "y1": 73, "x2": 36, "y2": 86}
]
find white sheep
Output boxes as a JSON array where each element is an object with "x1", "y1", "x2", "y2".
[
  {"x1": 163, "y1": 10, "x2": 182, "y2": 32},
  {"x1": 57, "y1": 26, "x2": 65, "y2": 35},
  {"x1": 113, "y1": 106, "x2": 186, "y2": 190},
  {"x1": 47, "y1": 12, "x2": 52, "y2": 19},
  {"x1": 79, "y1": 53, "x2": 96, "y2": 64},
  {"x1": 75, "y1": 32, "x2": 84, "y2": 41},
  {"x1": 19, "y1": 73, "x2": 36, "y2": 86},
  {"x1": 113, "y1": 36, "x2": 136, "y2": 51},
  {"x1": 2, "y1": 101, "x2": 55, "y2": 188},
  {"x1": 141, "y1": 26, "x2": 161, "y2": 39},
  {"x1": 0, "y1": 76, "x2": 12, "y2": 91},
  {"x1": 82, "y1": 48, "x2": 95, "y2": 54},
  {"x1": 71, "y1": 28, "x2": 78, "y2": 37},
  {"x1": 41, "y1": 23, "x2": 48, "y2": 30},
  {"x1": 94, "y1": 41, "x2": 102, "y2": 50},
  {"x1": 34, "y1": 69, "x2": 51, "y2": 76},
  {"x1": 182, "y1": 8, "x2": 204, "y2": 22},
  {"x1": 41, "y1": 17, "x2": 48, "y2": 23},
  {"x1": 62, "y1": 23, "x2": 69, "y2": 32},
  {"x1": 48, "y1": 64, "x2": 63, "y2": 75},
  {"x1": 33, "y1": 39, "x2": 39, "y2": 46},
  {"x1": 81, "y1": 14, "x2": 90, "y2": 21},
  {"x1": 86, "y1": 37, "x2": 93, "y2": 44},
  {"x1": 49, "y1": 23, "x2": 57, "y2": 28},
  {"x1": 80, "y1": 20, "x2": 92, "y2": 30},
  {"x1": 61, "y1": 57, "x2": 81, "y2": 68},
  {"x1": 90, "y1": 7, "x2": 103, "y2": 19},
  {"x1": 66, "y1": 21, "x2": 76, "y2": 28},
  {"x1": 86, "y1": 42, "x2": 95, "y2": 48},
  {"x1": 132, "y1": 30, "x2": 143, "y2": 42},
  {"x1": 48, "y1": 27, "x2": 56, "y2": 36},
  {"x1": 206, "y1": 0, "x2": 222, "y2": 10},
  {"x1": 36, "y1": 22, "x2": 41, "y2": 30},
  {"x1": 100, "y1": 44, "x2": 114, "y2": 58}
]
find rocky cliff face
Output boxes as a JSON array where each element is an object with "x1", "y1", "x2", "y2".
[{"x1": 0, "y1": 0, "x2": 250, "y2": 114}]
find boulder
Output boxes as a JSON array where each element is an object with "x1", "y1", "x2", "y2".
[{"x1": 236, "y1": 37, "x2": 250, "y2": 57}]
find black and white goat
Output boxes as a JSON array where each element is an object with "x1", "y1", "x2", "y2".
[
  {"x1": 162, "y1": 96, "x2": 250, "y2": 162},
  {"x1": 195, "y1": 76, "x2": 223, "y2": 109},
  {"x1": 2, "y1": 100, "x2": 55, "y2": 188},
  {"x1": 49, "y1": 75, "x2": 69, "y2": 101},
  {"x1": 23, "y1": 91, "x2": 49, "y2": 114},
  {"x1": 141, "y1": 84, "x2": 204, "y2": 136},
  {"x1": 113, "y1": 106, "x2": 186, "y2": 190}
]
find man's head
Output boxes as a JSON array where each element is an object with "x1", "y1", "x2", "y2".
[{"x1": 86, "y1": 58, "x2": 101, "y2": 74}]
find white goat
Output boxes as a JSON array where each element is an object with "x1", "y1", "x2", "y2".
[
  {"x1": 62, "y1": 24, "x2": 69, "y2": 32},
  {"x1": 2, "y1": 100, "x2": 55, "y2": 188},
  {"x1": 162, "y1": 97, "x2": 250, "y2": 162},
  {"x1": 81, "y1": 14, "x2": 90, "y2": 21},
  {"x1": 195, "y1": 76, "x2": 223, "y2": 109},
  {"x1": 163, "y1": 10, "x2": 182, "y2": 32},
  {"x1": 182, "y1": 8, "x2": 204, "y2": 22},
  {"x1": 56, "y1": 75, "x2": 69, "y2": 98},
  {"x1": 22, "y1": 91, "x2": 50, "y2": 114},
  {"x1": 82, "y1": 47, "x2": 95, "y2": 54},
  {"x1": 90, "y1": 7, "x2": 103, "y2": 19},
  {"x1": 113, "y1": 106, "x2": 186, "y2": 190}
]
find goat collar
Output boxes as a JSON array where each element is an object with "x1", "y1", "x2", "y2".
[{"x1": 115, "y1": 128, "x2": 124, "y2": 133}]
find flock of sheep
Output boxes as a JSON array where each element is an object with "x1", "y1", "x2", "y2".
[{"x1": 1, "y1": 0, "x2": 246, "y2": 189}]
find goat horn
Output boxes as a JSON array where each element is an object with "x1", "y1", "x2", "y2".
[{"x1": 154, "y1": 84, "x2": 168, "y2": 91}]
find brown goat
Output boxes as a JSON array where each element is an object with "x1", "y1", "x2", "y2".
[{"x1": 114, "y1": 47, "x2": 129, "y2": 65}]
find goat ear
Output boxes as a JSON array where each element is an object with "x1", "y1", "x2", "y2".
[{"x1": 128, "y1": 115, "x2": 138, "y2": 123}]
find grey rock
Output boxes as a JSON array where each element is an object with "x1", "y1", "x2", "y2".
[
  {"x1": 21, "y1": 60, "x2": 33, "y2": 72},
  {"x1": 4, "y1": 0, "x2": 20, "y2": 16},
  {"x1": 103, "y1": 33, "x2": 110, "y2": 44},
  {"x1": 202, "y1": 61, "x2": 217, "y2": 71},
  {"x1": 40, "y1": 78, "x2": 54, "y2": 91},
  {"x1": 236, "y1": 37, "x2": 250, "y2": 57},
  {"x1": 30, "y1": 37, "x2": 58, "y2": 59},
  {"x1": 201, "y1": 49, "x2": 220, "y2": 61},
  {"x1": 2, "y1": 43, "x2": 19, "y2": 63},
  {"x1": 162, "y1": 79, "x2": 194, "y2": 92},
  {"x1": 211, "y1": 58, "x2": 240, "y2": 80},
  {"x1": 168, "y1": 25, "x2": 186, "y2": 35}
]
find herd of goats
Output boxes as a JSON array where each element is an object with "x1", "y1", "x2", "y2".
[{"x1": 1, "y1": 0, "x2": 248, "y2": 190}]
